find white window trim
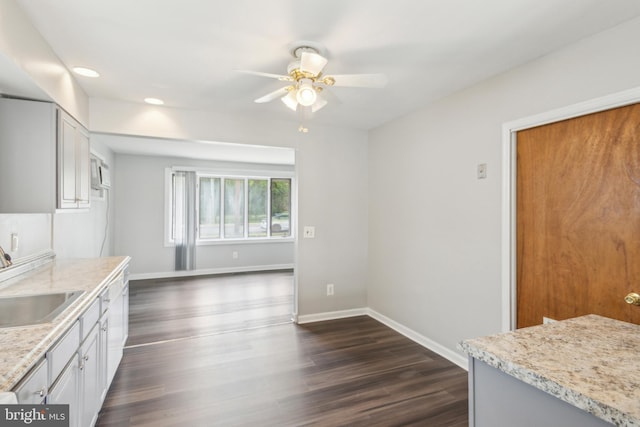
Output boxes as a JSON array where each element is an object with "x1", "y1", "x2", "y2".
[{"x1": 164, "y1": 167, "x2": 295, "y2": 247}]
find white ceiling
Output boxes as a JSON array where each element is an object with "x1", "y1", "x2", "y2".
[{"x1": 13, "y1": 1, "x2": 640, "y2": 134}]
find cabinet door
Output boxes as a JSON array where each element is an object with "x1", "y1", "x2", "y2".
[
  {"x1": 57, "y1": 108, "x2": 91, "y2": 209},
  {"x1": 48, "y1": 354, "x2": 80, "y2": 427},
  {"x1": 80, "y1": 326, "x2": 100, "y2": 427},
  {"x1": 122, "y1": 284, "x2": 129, "y2": 346},
  {"x1": 98, "y1": 316, "x2": 109, "y2": 403},
  {"x1": 0, "y1": 98, "x2": 56, "y2": 213},
  {"x1": 107, "y1": 290, "x2": 124, "y2": 387},
  {"x1": 58, "y1": 110, "x2": 78, "y2": 209},
  {"x1": 76, "y1": 127, "x2": 90, "y2": 208}
]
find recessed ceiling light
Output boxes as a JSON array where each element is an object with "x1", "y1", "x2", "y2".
[
  {"x1": 144, "y1": 97, "x2": 164, "y2": 105},
  {"x1": 72, "y1": 67, "x2": 100, "y2": 78}
]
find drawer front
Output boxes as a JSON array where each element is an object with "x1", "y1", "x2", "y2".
[
  {"x1": 80, "y1": 298, "x2": 100, "y2": 341},
  {"x1": 47, "y1": 320, "x2": 80, "y2": 386},
  {"x1": 13, "y1": 359, "x2": 48, "y2": 404}
]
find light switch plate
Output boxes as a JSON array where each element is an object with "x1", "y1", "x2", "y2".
[
  {"x1": 303, "y1": 226, "x2": 315, "y2": 238},
  {"x1": 477, "y1": 163, "x2": 487, "y2": 179}
]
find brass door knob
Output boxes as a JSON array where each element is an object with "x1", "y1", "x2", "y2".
[{"x1": 624, "y1": 292, "x2": 640, "y2": 306}]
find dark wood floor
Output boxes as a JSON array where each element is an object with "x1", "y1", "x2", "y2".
[
  {"x1": 96, "y1": 273, "x2": 468, "y2": 427},
  {"x1": 126, "y1": 270, "x2": 294, "y2": 347}
]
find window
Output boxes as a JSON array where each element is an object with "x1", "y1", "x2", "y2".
[
  {"x1": 167, "y1": 169, "x2": 293, "y2": 244},
  {"x1": 198, "y1": 177, "x2": 221, "y2": 239}
]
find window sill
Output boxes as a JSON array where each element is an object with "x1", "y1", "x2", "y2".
[{"x1": 164, "y1": 237, "x2": 295, "y2": 248}]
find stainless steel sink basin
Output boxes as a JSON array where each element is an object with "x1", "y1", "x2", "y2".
[{"x1": 0, "y1": 291, "x2": 84, "y2": 328}]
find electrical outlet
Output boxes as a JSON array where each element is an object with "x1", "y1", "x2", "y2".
[
  {"x1": 303, "y1": 226, "x2": 315, "y2": 238},
  {"x1": 326, "y1": 283, "x2": 334, "y2": 296},
  {"x1": 232, "y1": 251, "x2": 238, "y2": 259},
  {"x1": 10, "y1": 233, "x2": 18, "y2": 252}
]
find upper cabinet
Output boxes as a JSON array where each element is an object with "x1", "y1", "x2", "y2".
[
  {"x1": 0, "y1": 97, "x2": 90, "y2": 212},
  {"x1": 58, "y1": 109, "x2": 90, "y2": 209}
]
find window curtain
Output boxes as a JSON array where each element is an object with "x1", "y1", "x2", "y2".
[{"x1": 173, "y1": 171, "x2": 197, "y2": 271}]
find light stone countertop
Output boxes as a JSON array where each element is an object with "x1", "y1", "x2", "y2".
[
  {"x1": 0, "y1": 256, "x2": 130, "y2": 392},
  {"x1": 459, "y1": 314, "x2": 640, "y2": 427}
]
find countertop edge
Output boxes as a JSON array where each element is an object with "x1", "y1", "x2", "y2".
[
  {"x1": 0, "y1": 256, "x2": 131, "y2": 391},
  {"x1": 459, "y1": 338, "x2": 640, "y2": 427}
]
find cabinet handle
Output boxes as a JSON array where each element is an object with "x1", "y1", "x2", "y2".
[
  {"x1": 83, "y1": 355, "x2": 89, "y2": 361},
  {"x1": 79, "y1": 363, "x2": 84, "y2": 371},
  {"x1": 103, "y1": 298, "x2": 111, "y2": 303},
  {"x1": 102, "y1": 325, "x2": 108, "y2": 332},
  {"x1": 34, "y1": 387, "x2": 46, "y2": 398}
]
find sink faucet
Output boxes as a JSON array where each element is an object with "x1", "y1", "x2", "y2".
[{"x1": 0, "y1": 246, "x2": 12, "y2": 268}]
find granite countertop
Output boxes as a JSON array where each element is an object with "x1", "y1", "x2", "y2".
[
  {"x1": 0, "y1": 256, "x2": 130, "y2": 392},
  {"x1": 459, "y1": 314, "x2": 640, "y2": 427}
]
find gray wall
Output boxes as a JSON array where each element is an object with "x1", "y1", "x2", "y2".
[
  {"x1": 113, "y1": 153, "x2": 295, "y2": 277},
  {"x1": 367, "y1": 17, "x2": 640, "y2": 360}
]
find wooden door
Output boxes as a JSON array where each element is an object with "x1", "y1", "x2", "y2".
[{"x1": 516, "y1": 103, "x2": 640, "y2": 328}]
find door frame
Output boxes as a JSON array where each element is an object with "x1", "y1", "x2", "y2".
[{"x1": 501, "y1": 86, "x2": 640, "y2": 332}]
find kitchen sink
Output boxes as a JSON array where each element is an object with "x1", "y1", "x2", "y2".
[{"x1": 0, "y1": 291, "x2": 84, "y2": 328}]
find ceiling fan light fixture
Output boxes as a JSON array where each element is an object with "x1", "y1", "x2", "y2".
[
  {"x1": 281, "y1": 90, "x2": 298, "y2": 111},
  {"x1": 296, "y1": 78, "x2": 317, "y2": 106}
]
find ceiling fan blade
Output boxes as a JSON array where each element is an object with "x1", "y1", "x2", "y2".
[
  {"x1": 255, "y1": 86, "x2": 292, "y2": 103},
  {"x1": 312, "y1": 94, "x2": 328, "y2": 113},
  {"x1": 300, "y1": 52, "x2": 328, "y2": 76},
  {"x1": 327, "y1": 73, "x2": 388, "y2": 88},
  {"x1": 237, "y1": 70, "x2": 292, "y2": 82},
  {"x1": 321, "y1": 88, "x2": 342, "y2": 105}
]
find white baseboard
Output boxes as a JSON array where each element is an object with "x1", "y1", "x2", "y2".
[
  {"x1": 297, "y1": 308, "x2": 368, "y2": 324},
  {"x1": 129, "y1": 264, "x2": 294, "y2": 281},
  {"x1": 366, "y1": 308, "x2": 468, "y2": 370},
  {"x1": 296, "y1": 307, "x2": 468, "y2": 370}
]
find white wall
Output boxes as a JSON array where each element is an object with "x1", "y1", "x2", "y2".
[
  {"x1": 52, "y1": 139, "x2": 115, "y2": 258},
  {"x1": 113, "y1": 153, "x2": 295, "y2": 276},
  {"x1": 90, "y1": 102, "x2": 369, "y2": 316},
  {"x1": 0, "y1": 214, "x2": 51, "y2": 261},
  {"x1": 368, "y1": 17, "x2": 640, "y2": 361}
]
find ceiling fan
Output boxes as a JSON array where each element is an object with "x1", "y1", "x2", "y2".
[{"x1": 239, "y1": 42, "x2": 387, "y2": 130}]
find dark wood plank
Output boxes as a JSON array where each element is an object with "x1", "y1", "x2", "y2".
[
  {"x1": 126, "y1": 270, "x2": 294, "y2": 346},
  {"x1": 97, "y1": 274, "x2": 468, "y2": 426}
]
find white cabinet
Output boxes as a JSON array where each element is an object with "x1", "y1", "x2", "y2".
[
  {"x1": 98, "y1": 316, "x2": 109, "y2": 403},
  {"x1": 107, "y1": 273, "x2": 126, "y2": 385},
  {"x1": 79, "y1": 325, "x2": 101, "y2": 427},
  {"x1": 58, "y1": 109, "x2": 90, "y2": 209},
  {"x1": 0, "y1": 98, "x2": 56, "y2": 213},
  {"x1": 48, "y1": 355, "x2": 80, "y2": 427},
  {"x1": 0, "y1": 97, "x2": 90, "y2": 212},
  {"x1": 13, "y1": 359, "x2": 48, "y2": 405},
  {"x1": 11, "y1": 261, "x2": 129, "y2": 427}
]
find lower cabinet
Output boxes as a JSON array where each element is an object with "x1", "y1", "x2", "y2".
[
  {"x1": 48, "y1": 355, "x2": 80, "y2": 427},
  {"x1": 98, "y1": 316, "x2": 109, "y2": 404},
  {"x1": 15, "y1": 262, "x2": 130, "y2": 427},
  {"x1": 80, "y1": 325, "x2": 101, "y2": 427}
]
